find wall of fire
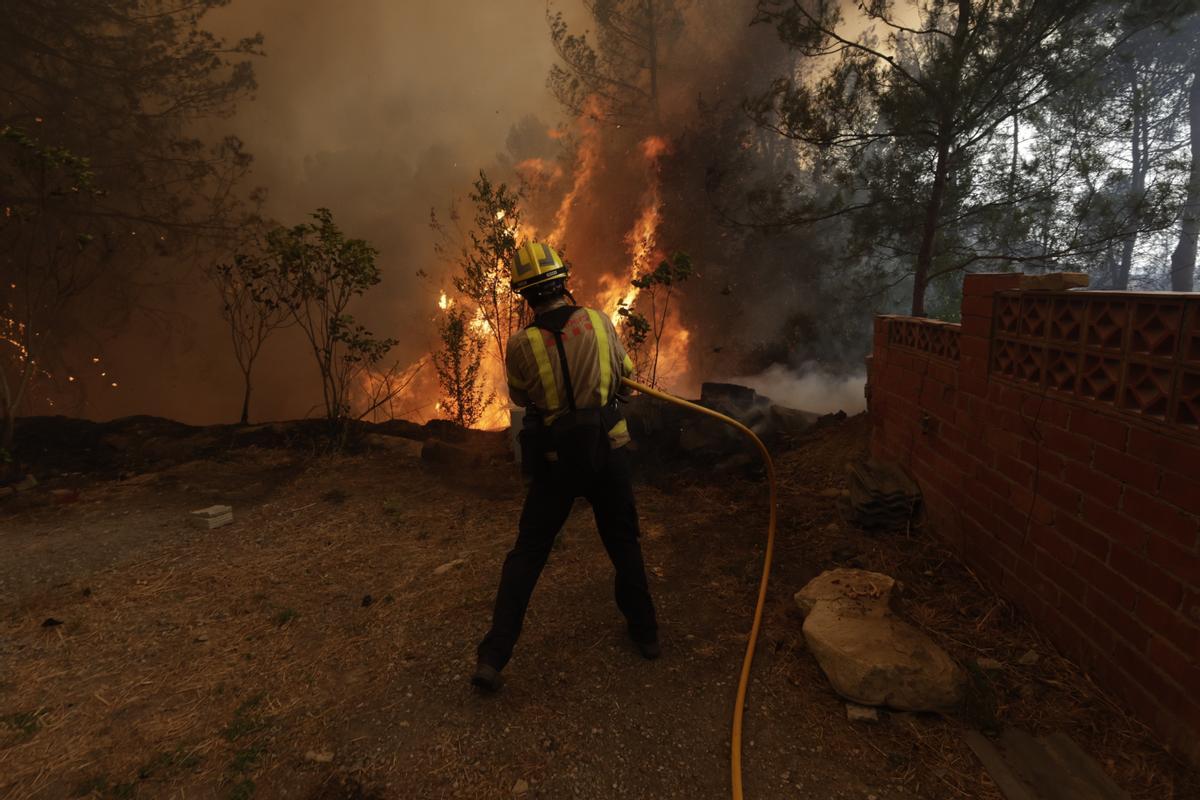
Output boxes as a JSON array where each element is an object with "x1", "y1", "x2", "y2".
[{"x1": 867, "y1": 272, "x2": 1200, "y2": 763}]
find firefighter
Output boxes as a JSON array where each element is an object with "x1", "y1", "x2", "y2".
[{"x1": 472, "y1": 241, "x2": 659, "y2": 692}]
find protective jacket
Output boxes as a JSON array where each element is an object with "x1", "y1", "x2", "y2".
[{"x1": 505, "y1": 305, "x2": 634, "y2": 447}]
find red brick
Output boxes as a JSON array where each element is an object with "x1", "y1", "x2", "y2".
[
  {"x1": 986, "y1": 427, "x2": 1022, "y2": 459},
  {"x1": 959, "y1": 335, "x2": 990, "y2": 360},
  {"x1": 1018, "y1": 402, "x2": 1070, "y2": 434},
  {"x1": 960, "y1": 314, "x2": 990, "y2": 338},
  {"x1": 1056, "y1": 512, "x2": 1112, "y2": 563},
  {"x1": 1080, "y1": 498, "x2": 1147, "y2": 551},
  {"x1": 1109, "y1": 546, "x2": 1184, "y2": 608},
  {"x1": 927, "y1": 361, "x2": 956, "y2": 386},
  {"x1": 1041, "y1": 425, "x2": 1093, "y2": 463},
  {"x1": 1037, "y1": 474, "x2": 1083, "y2": 516},
  {"x1": 1111, "y1": 640, "x2": 1171, "y2": 696},
  {"x1": 1093, "y1": 446, "x2": 1159, "y2": 494},
  {"x1": 1136, "y1": 597, "x2": 1200, "y2": 657},
  {"x1": 961, "y1": 295, "x2": 994, "y2": 318},
  {"x1": 1128, "y1": 426, "x2": 1200, "y2": 478},
  {"x1": 1147, "y1": 534, "x2": 1200, "y2": 584},
  {"x1": 1061, "y1": 466, "x2": 1121, "y2": 509},
  {"x1": 1122, "y1": 489, "x2": 1200, "y2": 549},
  {"x1": 1059, "y1": 593, "x2": 1112, "y2": 650},
  {"x1": 1068, "y1": 409, "x2": 1131, "y2": 452},
  {"x1": 1030, "y1": 523, "x2": 1075, "y2": 566},
  {"x1": 1146, "y1": 636, "x2": 1200, "y2": 691},
  {"x1": 1075, "y1": 552, "x2": 1139, "y2": 609},
  {"x1": 1008, "y1": 482, "x2": 1056, "y2": 525},
  {"x1": 1035, "y1": 547, "x2": 1087, "y2": 599},
  {"x1": 1159, "y1": 471, "x2": 1200, "y2": 517},
  {"x1": 959, "y1": 361, "x2": 989, "y2": 388},
  {"x1": 1085, "y1": 589, "x2": 1149, "y2": 650},
  {"x1": 995, "y1": 454, "x2": 1034, "y2": 488}
]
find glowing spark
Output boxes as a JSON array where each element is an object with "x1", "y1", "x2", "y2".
[
  {"x1": 91, "y1": 356, "x2": 100, "y2": 363},
  {"x1": 438, "y1": 291, "x2": 452, "y2": 311},
  {"x1": 111, "y1": 382, "x2": 118, "y2": 388}
]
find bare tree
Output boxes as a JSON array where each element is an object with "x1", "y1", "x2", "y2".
[{"x1": 210, "y1": 249, "x2": 292, "y2": 425}]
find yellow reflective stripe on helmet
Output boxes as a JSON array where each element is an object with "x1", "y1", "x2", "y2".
[
  {"x1": 586, "y1": 308, "x2": 612, "y2": 406},
  {"x1": 525, "y1": 328, "x2": 560, "y2": 412}
]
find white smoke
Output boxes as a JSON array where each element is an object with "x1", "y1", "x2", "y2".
[{"x1": 728, "y1": 362, "x2": 866, "y2": 415}]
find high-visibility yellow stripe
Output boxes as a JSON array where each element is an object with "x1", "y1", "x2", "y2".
[
  {"x1": 623, "y1": 353, "x2": 634, "y2": 375},
  {"x1": 586, "y1": 308, "x2": 612, "y2": 406},
  {"x1": 525, "y1": 329, "x2": 560, "y2": 412},
  {"x1": 506, "y1": 365, "x2": 526, "y2": 392},
  {"x1": 608, "y1": 418, "x2": 628, "y2": 439}
]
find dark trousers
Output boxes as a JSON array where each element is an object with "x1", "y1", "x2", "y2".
[{"x1": 477, "y1": 448, "x2": 658, "y2": 670}]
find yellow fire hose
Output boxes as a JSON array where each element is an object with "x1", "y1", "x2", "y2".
[{"x1": 620, "y1": 377, "x2": 777, "y2": 800}]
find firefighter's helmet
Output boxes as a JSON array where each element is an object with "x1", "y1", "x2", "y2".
[{"x1": 510, "y1": 241, "x2": 568, "y2": 295}]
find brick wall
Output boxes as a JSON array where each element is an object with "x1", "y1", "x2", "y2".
[{"x1": 867, "y1": 273, "x2": 1200, "y2": 762}]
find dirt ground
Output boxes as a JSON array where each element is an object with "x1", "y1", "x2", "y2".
[{"x1": 1, "y1": 416, "x2": 1196, "y2": 799}]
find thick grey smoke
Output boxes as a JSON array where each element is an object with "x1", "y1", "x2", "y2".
[{"x1": 729, "y1": 362, "x2": 867, "y2": 415}]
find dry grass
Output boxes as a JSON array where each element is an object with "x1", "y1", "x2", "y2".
[{"x1": 0, "y1": 418, "x2": 1195, "y2": 799}]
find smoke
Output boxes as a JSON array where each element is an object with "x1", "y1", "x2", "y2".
[
  {"x1": 728, "y1": 362, "x2": 867, "y2": 415},
  {"x1": 79, "y1": 0, "x2": 565, "y2": 424},
  {"x1": 68, "y1": 0, "x2": 873, "y2": 426}
]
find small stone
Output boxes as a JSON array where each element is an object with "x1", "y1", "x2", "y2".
[
  {"x1": 41, "y1": 618, "x2": 63, "y2": 627},
  {"x1": 512, "y1": 778, "x2": 529, "y2": 795},
  {"x1": 846, "y1": 703, "x2": 879, "y2": 722},
  {"x1": 361, "y1": 594, "x2": 374, "y2": 607},
  {"x1": 194, "y1": 633, "x2": 209, "y2": 643},
  {"x1": 433, "y1": 559, "x2": 466, "y2": 575},
  {"x1": 1018, "y1": 649, "x2": 1040, "y2": 666},
  {"x1": 977, "y1": 657, "x2": 1004, "y2": 671},
  {"x1": 304, "y1": 750, "x2": 334, "y2": 764}
]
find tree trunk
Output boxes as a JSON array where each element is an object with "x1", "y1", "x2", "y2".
[
  {"x1": 239, "y1": 374, "x2": 252, "y2": 425},
  {"x1": 647, "y1": 0, "x2": 659, "y2": 119},
  {"x1": 1117, "y1": 63, "x2": 1145, "y2": 290},
  {"x1": 913, "y1": 136, "x2": 951, "y2": 317},
  {"x1": 1170, "y1": 66, "x2": 1200, "y2": 293},
  {"x1": 1009, "y1": 113, "x2": 1019, "y2": 197},
  {"x1": 912, "y1": 0, "x2": 970, "y2": 318}
]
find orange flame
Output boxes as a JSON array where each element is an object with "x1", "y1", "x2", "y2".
[{"x1": 548, "y1": 96, "x2": 604, "y2": 246}]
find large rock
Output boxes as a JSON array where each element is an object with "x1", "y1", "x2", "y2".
[{"x1": 795, "y1": 568, "x2": 964, "y2": 711}]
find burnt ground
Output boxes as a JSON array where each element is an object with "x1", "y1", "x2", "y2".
[{"x1": 1, "y1": 415, "x2": 1196, "y2": 800}]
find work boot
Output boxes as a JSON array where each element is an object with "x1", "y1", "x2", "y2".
[
  {"x1": 634, "y1": 638, "x2": 661, "y2": 660},
  {"x1": 470, "y1": 661, "x2": 503, "y2": 693}
]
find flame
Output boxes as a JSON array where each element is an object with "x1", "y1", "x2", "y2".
[
  {"x1": 438, "y1": 291, "x2": 452, "y2": 310},
  {"x1": 548, "y1": 96, "x2": 604, "y2": 245},
  {"x1": 597, "y1": 134, "x2": 668, "y2": 323}
]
